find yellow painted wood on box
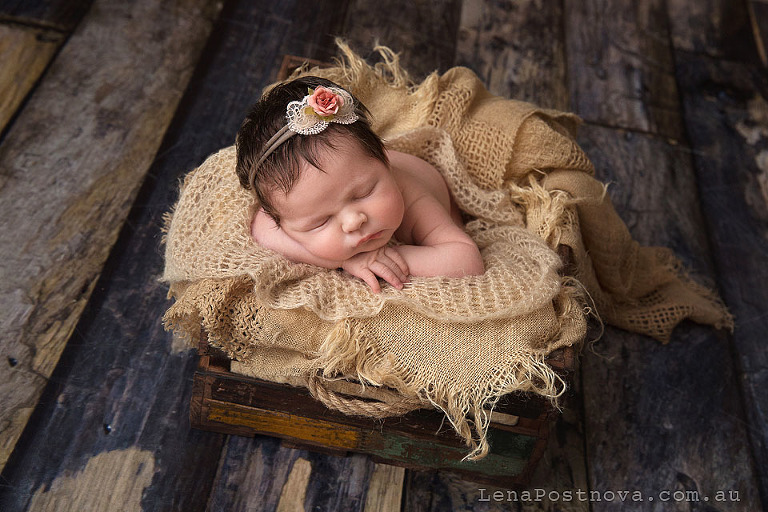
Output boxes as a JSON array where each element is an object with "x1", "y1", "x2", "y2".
[{"x1": 206, "y1": 402, "x2": 362, "y2": 451}]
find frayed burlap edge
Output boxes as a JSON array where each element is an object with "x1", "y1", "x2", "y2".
[{"x1": 303, "y1": 278, "x2": 588, "y2": 461}]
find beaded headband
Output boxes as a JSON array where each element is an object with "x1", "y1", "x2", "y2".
[{"x1": 250, "y1": 86, "x2": 359, "y2": 187}]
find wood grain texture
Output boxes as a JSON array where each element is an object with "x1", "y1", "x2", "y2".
[
  {"x1": 674, "y1": 51, "x2": 768, "y2": 507},
  {"x1": 666, "y1": 0, "x2": 762, "y2": 64},
  {"x1": 341, "y1": 0, "x2": 463, "y2": 80},
  {"x1": 564, "y1": 0, "x2": 683, "y2": 140},
  {"x1": 524, "y1": 371, "x2": 589, "y2": 511},
  {"x1": 749, "y1": 1, "x2": 768, "y2": 66},
  {"x1": 364, "y1": 463, "x2": 406, "y2": 512},
  {"x1": 276, "y1": 457, "x2": 312, "y2": 512},
  {"x1": 25, "y1": 448, "x2": 156, "y2": 511},
  {"x1": 455, "y1": 0, "x2": 569, "y2": 110},
  {"x1": 576, "y1": 124, "x2": 762, "y2": 511},
  {"x1": 208, "y1": 435, "x2": 378, "y2": 512},
  {"x1": 0, "y1": 23, "x2": 63, "y2": 136},
  {"x1": 0, "y1": 0, "x2": 220, "y2": 474},
  {"x1": 0, "y1": 0, "x2": 92, "y2": 31},
  {"x1": 669, "y1": 1, "x2": 768, "y2": 505},
  {"x1": 207, "y1": 436, "x2": 303, "y2": 512}
]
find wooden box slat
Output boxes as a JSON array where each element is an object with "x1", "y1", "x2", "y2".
[{"x1": 191, "y1": 334, "x2": 574, "y2": 486}]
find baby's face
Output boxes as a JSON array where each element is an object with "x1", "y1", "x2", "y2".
[{"x1": 272, "y1": 138, "x2": 404, "y2": 262}]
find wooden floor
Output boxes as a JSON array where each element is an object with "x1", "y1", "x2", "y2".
[{"x1": 0, "y1": 0, "x2": 766, "y2": 510}]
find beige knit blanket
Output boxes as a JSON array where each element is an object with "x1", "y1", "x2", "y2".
[{"x1": 161, "y1": 45, "x2": 732, "y2": 459}]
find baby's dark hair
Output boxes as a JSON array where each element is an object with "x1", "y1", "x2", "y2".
[{"x1": 236, "y1": 76, "x2": 388, "y2": 224}]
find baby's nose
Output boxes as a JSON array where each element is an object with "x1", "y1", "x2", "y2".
[{"x1": 342, "y1": 211, "x2": 366, "y2": 233}]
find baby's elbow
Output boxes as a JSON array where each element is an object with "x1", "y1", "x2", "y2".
[
  {"x1": 456, "y1": 246, "x2": 485, "y2": 277},
  {"x1": 463, "y1": 258, "x2": 485, "y2": 277}
]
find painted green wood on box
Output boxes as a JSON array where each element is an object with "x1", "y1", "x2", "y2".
[{"x1": 365, "y1": 426, "x2": 536, "y2": 478}]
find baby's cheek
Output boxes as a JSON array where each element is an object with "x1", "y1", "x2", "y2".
[
  {"x1": 384, "y1": 190, "x2": 405, "y2": 225},
  {"x1": 307, "y1": 232, "x2": 353, "y2": 261}
]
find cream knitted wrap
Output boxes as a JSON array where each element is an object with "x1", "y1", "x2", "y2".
[{"x1": 161, "y1": 44, "x2": 732, "y2": 459}]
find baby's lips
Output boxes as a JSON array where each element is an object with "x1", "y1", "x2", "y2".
[{"x1": 356, "y1": 230, "x2": 384, "y2": 247}]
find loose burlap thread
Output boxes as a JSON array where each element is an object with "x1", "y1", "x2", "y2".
[{"x1": 161, "y1": 43, "x2": 732, "y2": 460}]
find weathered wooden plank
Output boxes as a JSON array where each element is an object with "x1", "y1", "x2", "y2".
[
  {"x1": 0, "y1": 0, "x2": 93, "y2": 31},
  {"x1": 200, "y1": 369, "x2": 550, "y2": 435},
  {"x1": 0, "y1": 23, "x2": 63, "y2": 136},
  {"x1": 301, "y1": 450, "x2": 378, "y2": 511},
  {"x1": 455, "y1": 0, "x2": 569, "y2": 110},
  {"x1": 564, "y1": 0, "x2": 683, "y2": 140},
  {"x1": 200, "y1": 394, "x2": 541, "y2": 485},
  {"x1": 567, "y1": 4, "x2": 763, "y2": 507},
  {"x1": 340, "y1": 0, "x2": 463, "y2": 80},
  {"x1": 667, "y1": 1, "x2": 768, "y2": 505},
  {"x1": 363, "y1": 463, "x2": 406, "y2": 512},
  {"x1": 207, "y1": 436, "x2": 299, "y2": 512},
  {"x1": 523, "y1": 370, "x2": 589, "y2": 511},
  {"x1": 749, "y1": 1, "x2": 768, "y2": 66},
  {"x1": 276, "y1": 457, "x2": 313, "y2": 511},
  {"x1": 207, "y1": 435, "x2": 377, "y2": 511},
  {"x1": 667, "y1": 0, "x2": 762, "y2": 64},
  {"x1": 23, "y1": 448, "x2": 157, "y2": 511},
  {"x1": 0, "y1": 347, "x2": 226, "y2": 511},
  {"x1": 576, "y1": 124, "x2": 763, "y2": 511},
  {"x1": 0, "y1": 0, "x2": 220, "y2": 477},
  {"x1": 673, "y1": 51, "x2": 768, "y2": 508}
]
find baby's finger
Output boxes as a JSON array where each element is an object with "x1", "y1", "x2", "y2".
[
  {"x1": 370, "y1": 260, "x2": 405, "y2": 290},
  {"x1": 383, "y1": 247, "x2": 410, "y2": 282},
  {"x1": 360, "y1": 269, "x2": 382, "y2": 293}
]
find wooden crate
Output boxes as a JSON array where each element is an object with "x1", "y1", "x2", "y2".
[
  {"x1": 191, "y1": 338, "x2": 576, "y2": 487},
  {"x1": 188, "y1": 55, "x2": 578, "y2": 486}
]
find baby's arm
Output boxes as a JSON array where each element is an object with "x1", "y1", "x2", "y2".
[
  {"x1": 251, "y1": 208, "x2": 339, "y2": 267},
  {"x1": 252, "y1": 209, "x2": 409, "y2": 292},
  {"x1": 395, "y1": 194, "x2": 485, "y2": 277}
]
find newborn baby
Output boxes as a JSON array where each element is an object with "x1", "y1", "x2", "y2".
[{"x1": 236, "y1": 76, "x2": 484, "y2": 292}]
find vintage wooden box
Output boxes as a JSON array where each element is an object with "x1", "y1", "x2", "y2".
[
  {"x1": 187, "y1": 55, "x2": 578, "y2": 486},
  {"x1": 190, "y1": 339, "x2": 575, "y2": 487}
]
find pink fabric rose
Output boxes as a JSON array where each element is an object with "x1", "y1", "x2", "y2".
[{"x1": 307, "y1": 87, "x2": 342, "y2": 117}]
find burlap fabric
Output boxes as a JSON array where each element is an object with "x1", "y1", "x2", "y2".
[{"x1": 161, "y1": 45, "x2": 732, "y2": 459}]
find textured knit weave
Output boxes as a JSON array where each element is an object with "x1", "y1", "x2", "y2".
[{"x1": 162, "y1": 44, "x2": 732, "y2": 459}]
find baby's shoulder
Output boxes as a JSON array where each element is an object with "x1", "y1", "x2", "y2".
[{"x1": 387, "y1": 150, "x2": 450, "y2": 204}]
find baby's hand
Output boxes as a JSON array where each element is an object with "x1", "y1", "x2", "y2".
[{"x1": 342, "y1": 246, "x2": 410, "y2": 293}]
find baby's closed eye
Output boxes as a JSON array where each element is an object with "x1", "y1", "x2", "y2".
[
  {"x1": 355, "y1": 183, "x2": 376, "y2": 199},
  {"x1": 307, "y1": 217, "x2": 331, "y2": 230}
]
